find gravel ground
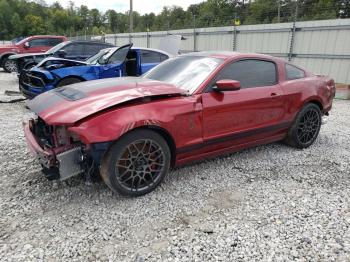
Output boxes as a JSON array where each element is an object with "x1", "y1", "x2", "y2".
[{"x1": 0, "y1": 70, "x2": 350, "y2": 262}]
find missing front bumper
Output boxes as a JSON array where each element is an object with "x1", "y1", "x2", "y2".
[
  {"x1": 24, "y1": 122, "x2": 85, "y2": 181},
  {"x1": 56, "y1": 147, "x2": 85, "y2": 180}
]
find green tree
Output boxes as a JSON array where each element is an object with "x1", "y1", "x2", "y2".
[
  {"x1": 0, "y1": 0, "x2": 347, "y2": 40},
  {"x1": 24, "y1": 14, "x2": 46, "y2": 35},
  {"x1": 11, "y1": 12, "x2": 22, "y2": 36}
]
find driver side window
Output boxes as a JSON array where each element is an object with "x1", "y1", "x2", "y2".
[
  {"x1": 28, "y1": 38, "x2": 49, "y2": 47},
  {"x1": 210, "y1": 59, "x2": 277, "y2": 90}
]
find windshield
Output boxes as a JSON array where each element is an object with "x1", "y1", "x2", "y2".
[
  {"x1": 143, "y1": 56, "x2": 224, "y2": 93},
  {"x1": 15, "y1": 37, "x2": 31, "y2": 46},
  {"x1": 87, "y1": 48, "x2": 114, "y2": 64},
  {"x1": 45, "y1": 41, "x2": 69, "y2": 54}
]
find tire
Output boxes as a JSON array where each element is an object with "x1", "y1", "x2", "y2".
[
  {"x1": 23, "y1": 62, "x2": 37, "y2": 71},
  {"x1": 285, "y1": 103, "x2": 322, "y2": 149},
  {"x1": 3, "y1": 58, "x2": 18, "y2": 73},
  {"x1": 100, "y1": 129, "x2": 171, "y2": 197},
  {"x1": 57, "y1": 77, "x2": 82, "y2": 87}
]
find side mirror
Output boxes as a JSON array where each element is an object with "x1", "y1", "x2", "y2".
[
  {"x1": 24, "y1": 42, "x2": 30, "y2": 49},
  {"x1": 57, "y1": 49, "x2": 67, "y2": 58},
  {"x1": 214, "y1": 79, "x2": 241, "y2": 91}
]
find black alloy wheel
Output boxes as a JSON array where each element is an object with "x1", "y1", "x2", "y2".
[
  {"x1": 285, "y1": 103, "x2": 322, "y2": 148},
  {"x1": 296, "y1": 107, "x2": 321, "y2": 145},
  {"x1": 101, "y1": 129, "x2": 171, "y2": 197},
  {"x1": 116, "y1": 139, "x2": 166, "y2": 192}
]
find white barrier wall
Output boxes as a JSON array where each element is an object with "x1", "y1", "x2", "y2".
[
  {"x1": 0, "y1": 40, "x2": 11, "y2": 46},
  {"x1": 103, "y1": 18, "x2": 350, "y2": 84}
]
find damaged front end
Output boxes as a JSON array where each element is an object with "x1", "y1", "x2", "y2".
[{"x1": 23, "y1": 115, "x2": 93, "y2": 181}]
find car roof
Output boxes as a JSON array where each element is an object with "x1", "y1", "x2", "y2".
[
  {"x1": 105, "y1": 46, "x2": 174, "y2": 57},
  {"x1": 29, "y1": 35, "x2": 66, "y2": 38},
  {"x1": 132, "y1": 47, "x2": 174, "y2": 57},
  {"x1": 69, "y1": 40, "x2": 114, "y2": 45},
  {"x1": 183, "y1": 51, "x2": 286, "y2": 63}
]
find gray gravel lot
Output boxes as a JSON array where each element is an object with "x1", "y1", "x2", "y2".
[{"x1": 0, "y1": 70, "x2": 349, "y2": 261}]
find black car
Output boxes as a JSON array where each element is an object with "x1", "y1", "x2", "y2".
[{"x1": 9, "y1": 40, "x2": 115, "y2": 73}]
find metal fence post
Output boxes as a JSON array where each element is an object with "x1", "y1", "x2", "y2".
[
  {"x1": 288, "y1": 0, "x2": 299, "y2": 61},
  {"x1": 193, "y1": 14, "x2": 197, "y2": 52},
  {"x1": 147, "y1": 32, "x2": 150, "y2": 48},
  {"x1": 233, "y1": 25, "x2": 237, "y2": 51},
  {"x1": 114, "y1": 35, "x2": 117, "y2": 46}
]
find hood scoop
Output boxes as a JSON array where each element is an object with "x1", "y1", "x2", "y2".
[{"x1": 55, "y1": 87, "x2": 87, "y2": 101}]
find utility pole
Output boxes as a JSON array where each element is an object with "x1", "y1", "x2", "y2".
[
  {"x1": 129, "y1": 0, "x2": 133, "y2": 44},
  {"x1": 288, "y1": 0, "x2": 299, "y2": 61},
  {"x1": 129, "y1": 0, "x2": 133, "y2": 33},
  {"x1": 277, "y1": 0, "x2": 281, "y2": 23},
  {"x1": 193, "y1": 14, "x2": 196, "y2": 52}
]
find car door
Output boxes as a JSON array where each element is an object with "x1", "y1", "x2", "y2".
[
  {"x1": 140, "y1": 50, "x2": 169, "y2": 74},
  {"x1": 201, "y1": 59, "x2": 286, "y2": 144},
  {"x1": 99, "y1": 44, "x2": 132, "y2": 79},
  {"x1": 25, "y1": 38, "x2": 50, "y2": 53}
]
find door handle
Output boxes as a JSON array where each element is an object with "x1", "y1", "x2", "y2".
[{"x1": 271, "y1": 92, "x2": 279, "y2": 97}]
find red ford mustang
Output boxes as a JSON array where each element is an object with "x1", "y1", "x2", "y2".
[{"x1": 24, "y1": 52, "x2": 335, "y2": 196}]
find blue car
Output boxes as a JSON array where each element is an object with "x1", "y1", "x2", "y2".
[{"x1": 19, "y1": 44, "x2": 174, "y2": 98}]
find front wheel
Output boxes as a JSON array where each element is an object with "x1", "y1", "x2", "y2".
[
  {"x1": 23, "y1": 62, "x2": 37, "y2": 71},
  {"x1": 285, "y1": 103, "x2": 322, "y2": 148},
  {"x1": 3, "y1": 58, "x2": 18, "y2": 73},
  {"x1": 100, "y1": 129, "x2": 171, "y2": 197}
]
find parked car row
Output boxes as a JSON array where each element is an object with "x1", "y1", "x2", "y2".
[
  {"x1": 19, "y1": 44, "x2": 173, "y2": 98},
  {"x1": 12, "y1": 40, "x2": 115, "y2": 73},
  {"x1": 0, "y1": 35, "x2": 67, "y2": 72},
  {"x1": 21, "y1": 39, "x2": 335, "y2": 197}
]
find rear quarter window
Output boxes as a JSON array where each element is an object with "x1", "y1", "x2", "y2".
[
  {"x1": 141, "y1": 50, "x2": 168, "y2": 63},
  {"x1": 49, "y1": 38, "x2": 64, "y2": 46},
  {"x1": 286, "y1": 64, "x2": 305, "y2": 80}
]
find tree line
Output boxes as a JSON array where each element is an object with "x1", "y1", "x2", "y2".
[{"x1": 0, "y1": 0, "x2": 349, "y2": 40}]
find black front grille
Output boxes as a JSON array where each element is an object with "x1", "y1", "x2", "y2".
[
  {"x1": 32, "y1": 118, "x2": 55, "y2": 148},
  {"x1": 22, "y1": 71, "x2": 46, "y2": 88}
]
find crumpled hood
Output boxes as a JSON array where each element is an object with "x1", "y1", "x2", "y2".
[
  {"x1": 27, "y1": 77, "x2": 186, "y2": 125},
  {"x1": 37, "y1": 57, "x2": 88, "y2": 70},
  {"x1": 38, "y1": 57, "x2": 88, "y2": 66}
]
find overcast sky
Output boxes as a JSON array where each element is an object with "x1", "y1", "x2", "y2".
[{"x1": 45, "y1": 0, "x2": 204, "y2": 15}]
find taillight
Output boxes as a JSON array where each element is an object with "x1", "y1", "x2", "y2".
[
  {"x1": 327, "y1": 79, "x2": 335, "y2": 88},
  {"x1": 326, "y1": 79, "x2": 336, "y2": 98}
]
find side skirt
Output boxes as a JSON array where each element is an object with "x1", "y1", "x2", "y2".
[
  {"x1": 175, "y1": 133, "x2": 286, "y2": 167},
  {"x1": 174, "y1": 122, "x2": 292, "y2": 166}
]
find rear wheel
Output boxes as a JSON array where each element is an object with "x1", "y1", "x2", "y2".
[
  {"x1": 285, "y1": 103, "x2": 322, "y2": 148},
  {"x1": 100, "y1": 129, "x2": 171, "y2": 197},
  {"x1": 57, "y1": 77, "x2": 82, "y2": 87},
  {"x1": 3, "y1": 58, "x2": 18, "y2": 73}
]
